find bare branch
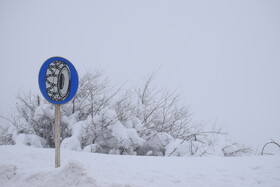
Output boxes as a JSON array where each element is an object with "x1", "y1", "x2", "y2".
[{"x1": 261, "y1": 140, "x2": 280, "y2": 156}]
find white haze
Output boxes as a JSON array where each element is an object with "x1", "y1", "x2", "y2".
[{"x1": 0, "y1": 0, "x2": 279, "y2": 149}]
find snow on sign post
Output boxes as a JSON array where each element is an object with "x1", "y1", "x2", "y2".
[{"x1": 39, "y1": 57, "x2": 78, "y2": 168}]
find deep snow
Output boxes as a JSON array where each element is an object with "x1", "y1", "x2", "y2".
[{"x1": 0, "y1": 145, "x2": 279, "y2": 187}]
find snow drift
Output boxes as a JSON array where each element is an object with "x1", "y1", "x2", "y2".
[{"x1": 0, "y1": 145, "x2": 279, "y2": 187}]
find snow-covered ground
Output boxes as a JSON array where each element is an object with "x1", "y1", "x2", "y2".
[{"x1": 0, "y1": 145, "x2": 279, "y2": 187}]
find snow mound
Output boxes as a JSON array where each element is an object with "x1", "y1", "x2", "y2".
[
  {"x1": 0, "y1": 164, "x2": 17, "y2": 182},
  {"x1": 1, "y1": 161, "x2": 96, "y2": 187},
  {"x1": 41, "y1": 161, "x2": 96, "y2": 187}
]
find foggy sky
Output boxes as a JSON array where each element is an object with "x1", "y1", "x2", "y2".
[{"x1": 0, "y1": 0, "x2": 279, "y2": 149}]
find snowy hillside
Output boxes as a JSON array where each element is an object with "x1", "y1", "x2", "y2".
[{"x1": 1, "y1": 145, "x2": 279, "y2": 187}]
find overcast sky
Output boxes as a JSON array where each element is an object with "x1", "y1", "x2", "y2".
[{"x1": 0, "y1": 0, "x2": 279, "y2": 149}]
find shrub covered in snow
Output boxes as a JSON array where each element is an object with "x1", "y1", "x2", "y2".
[
  {"x1": 0, "y1": 124, "x2": 14, "y2": 145},
  {"x1": 0, "y1": 71, "x2": 252, "y2": 157},
  {"x1": 13, "y1": 133, "x2": 47, "y2": 148}
]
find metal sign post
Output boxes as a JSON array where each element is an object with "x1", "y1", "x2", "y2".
[{"x1": 39, "y1": 57, "x2": 78, "y2": 168}]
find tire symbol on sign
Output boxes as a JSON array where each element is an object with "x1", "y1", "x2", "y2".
[{"x1": 45, "y1": 60, "x2": 71, "y2": 101}]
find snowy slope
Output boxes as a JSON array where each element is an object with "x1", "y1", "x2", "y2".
[{"x1": 0, "y1": 145, "x2": 279, "y2": 187}]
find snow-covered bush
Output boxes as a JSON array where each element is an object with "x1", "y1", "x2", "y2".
[
  {"x1": 137, "y1": 132, "x2": 173, "y2": 156},
  {"x1": 0, "y1": 124, "x2": 14, "y2": 145},
  {"x1": 1, "y1": 70, "x2": 251, "y2": 157},
  {"x1": 222, "y1": 143, "x2": 252, "y2": 157},
  {"x1": 13, "y1": 133, "x2": 47, "y2": 148},
  {"x1": 14, "y1": 95, "x2": 71, "y2": 148}
]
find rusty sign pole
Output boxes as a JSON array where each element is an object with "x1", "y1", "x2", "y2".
[{"x1": 54, "y1": 104, "x2": 61, "y2": 168}]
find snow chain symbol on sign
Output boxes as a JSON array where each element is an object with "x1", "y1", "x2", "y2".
[
  {"x1": 39, "y1": 56, "x2": 78, "y2": 104},
  {"x1": 45, "y1": 60, "x2": 71, "y2": 101}
]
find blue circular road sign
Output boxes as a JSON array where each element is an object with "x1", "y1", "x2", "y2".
[{"x1": 39, "y1": 57, "x2": 79, "y2": 104}]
